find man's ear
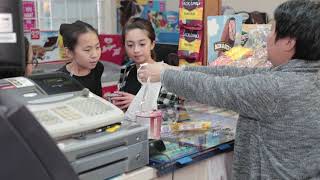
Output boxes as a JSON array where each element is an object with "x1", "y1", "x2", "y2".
[{"x1": 284, "y1": 37, "x2": 296, "y2": 52}]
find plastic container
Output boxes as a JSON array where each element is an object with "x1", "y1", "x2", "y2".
[{"x1": 136, "y1": 110, "x2": 162, "y2": 139}]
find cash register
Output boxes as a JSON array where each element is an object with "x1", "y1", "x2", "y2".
[{"x1": 0, "y1": 72, "x2": 148, "y2": 180}]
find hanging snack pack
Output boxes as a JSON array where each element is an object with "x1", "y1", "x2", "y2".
[
  {"x1": 179, "y1": 0, "x2": 204, "y2": 29},
  {"x1": 178, "y1": 0, "x2": 204, "y2": 62},
  {"x1": 178, "y1": 28, "x2": 203, "y2": 60}
]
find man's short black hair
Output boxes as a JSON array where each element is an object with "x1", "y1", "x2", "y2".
[{"x1": 274, "y1": 0, "x2": 320, "y2": 61}]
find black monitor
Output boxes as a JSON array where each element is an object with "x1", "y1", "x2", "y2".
[
  {"x1": 30, "y1": 72, "x2": 84, "y2": 95},
  {"x1": 0, "y1": 0, "x2": 25, "y2": 78}
]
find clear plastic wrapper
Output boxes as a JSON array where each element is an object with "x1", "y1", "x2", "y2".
[
  {"x1": 210, "y1": 25, "x2": 272, "y2": 68},
  {"x1": 161, "y1": 121, "x2": 211, "y2": 133}
]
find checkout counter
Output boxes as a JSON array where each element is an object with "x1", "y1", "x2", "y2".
[
  {"x1": 0, "y1": 72, "x2": 237, "y2": 180},
  {"x1": 119, "y1": 102, "x2": 238, "y2": 180}
]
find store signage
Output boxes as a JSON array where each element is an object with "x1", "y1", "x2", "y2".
[
  {"x1": 23, "y1": 1, "x2": 36, "y2": 18},
  {"x1": 99, "y1": 34, "x2": 125, "y2": 65},
  {"x1": 31, "y1": 29, "x2": 40, "y2": 39},
  {"x1": 24, "y1": 19, "x2": 36, "y2": 32}
]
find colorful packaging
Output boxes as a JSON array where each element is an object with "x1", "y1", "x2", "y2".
[
  {"x1": 224, "y1": 46, "x2": 253, "y2": 61},
  {"x1": 208, "y1": 46, "x2": 253, "y2": 66},
  {"x1": 207, "y1": 15, "x2": 243, "y2": 65},
  {"x1": 178, "y1": 28, "x2": 203, "y2": 60},
  {"x1": 179, "y1": 0, "x2": 204, "y2": 28},
  {"x1": 170, "y1": 121, "x2": 211, "y2": 132}
]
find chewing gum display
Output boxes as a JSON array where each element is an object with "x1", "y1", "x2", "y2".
[
  {"x1": 179, "y1": 0, "x2": 204, "y2": 28},
  {"x1": 178, "y1": 28, "x2": 202, "y2": 60}
]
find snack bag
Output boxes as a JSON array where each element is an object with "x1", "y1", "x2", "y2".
[
  {"x1": 179, "y1": 0, "x2": 204, "y2": 29},
  {"x1": 170, "y1": 121, "x2": 211, "y2": 132},
  {"x1": 178, "y1": 28, "x2": 202, "y2": 60}
]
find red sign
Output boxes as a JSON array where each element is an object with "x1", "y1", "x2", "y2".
[
  {"x1": 24, "y1": 19, "x2": 36, "y2": 31},
  {"x1": 23, "y1": 1, "x2": 36, "y2": 18},
  {"x1": 30, "y1": 29, "x2": 40, "y2": 39},
  {"x1": 98, "y1": 34, "x2": 125, "y2": 65}
]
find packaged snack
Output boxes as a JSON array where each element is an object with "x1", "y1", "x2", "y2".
[
  {"x1": 170, "y1": 121, "x2": 211, "y2": 132},
  {"x1": 179, "y1": 0, "x2": 204, "y2": 28},
  {"x1": 178, "y1": 28, "x2": 202, "y2": 60},
  {"x1": 224, "y1": 46, "x2": 253, "y2": 61}
]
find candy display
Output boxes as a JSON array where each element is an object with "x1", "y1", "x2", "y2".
[
  {"x1": 178, "y1": 28, "x2": 203, "y2": 60},
  {"x1": 209, "y1": 24, "x2": 272, "y2": 68},
  {"x1": 179, "y1": 0, "x2": 204, "y2": 29}
]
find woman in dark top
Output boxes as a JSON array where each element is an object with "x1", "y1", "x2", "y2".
[
  {"x1": 59, "y1": 61, "x2": 103, "y2": 96},
  {"x1": 58, "y1": 20, "x2": 104, "y2": 96}
]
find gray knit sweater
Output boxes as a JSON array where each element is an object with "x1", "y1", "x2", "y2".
[{"x1": 161, "y1": 59, "x2": 320, "y2": 179}]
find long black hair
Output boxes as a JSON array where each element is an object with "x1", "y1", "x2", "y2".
[{"x1": 122, "y1": 17, "x2": 157, "y2": 60}]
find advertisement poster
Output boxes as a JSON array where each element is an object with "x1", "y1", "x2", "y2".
[
  {"x1": 207, "y1": 15, "x2": 242, "y2": 65},
  {"x1": 24, "y1": 19, "x2": 37, "y2": 31},
  {"x1": 23, "y1": 1, "x2": 37, "y2": 31},
  {"x1": 140, "y1": 1, "x2": 179, "y2": 43},
  {"x1": 25, "y1": 31, "x2": 67, "y2": 63},
  {"x1": 118, "y1": 0, "x2": 179, "y2": 43},
  {"x1": 23, "y1": 1, "x2": 36, "y2": 18},
  {"x1": 98, "y1": 34, "x2": 125, "y2": 65},
  {"x1": 30, "y1": 28, "x2": 40, "y2": 39}
]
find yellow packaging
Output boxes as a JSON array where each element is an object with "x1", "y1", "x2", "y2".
[{"x1": 170, "y1": 121, "x2": 211, "y2": 132}]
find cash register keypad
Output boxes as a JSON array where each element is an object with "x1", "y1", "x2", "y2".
[
  {"x1": 33, "y1": 110, "x2": 62, "y2": 125},
  {"x1": 67, "y1": 98, "x2": 113, "y2": 116},
  {"x1": 52, "y1": 106, "x2": 82, "y2": 121}
]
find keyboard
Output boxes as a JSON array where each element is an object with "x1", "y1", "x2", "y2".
[
  {"x1": 67, "y1": 98, "x2": 113, "y2": 116},
  {"x1": 28, "y1": 93, "x2": 124, "y2": 139}
]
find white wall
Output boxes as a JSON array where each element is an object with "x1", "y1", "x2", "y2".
[
  {"x1": 100, "y1": 0, "x2": 117, "y2": 34},
  {"x1": 222, "y1": 0, "x2": 288, "y2": 19}
]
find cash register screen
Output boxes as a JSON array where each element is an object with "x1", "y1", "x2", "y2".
[{"x1": 30, "y1": 73, "x2": 84, "y2": 95}]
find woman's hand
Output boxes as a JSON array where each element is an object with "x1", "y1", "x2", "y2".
[
  {"x1": 110, "y1": 91, "x2": 135, "y2": 110},
  {"x1": 138, "y1": 62, "x2": 181, "y2": 83},
  {"x1": 137, "y1": 62, "x2": 167, "y2": 83}
]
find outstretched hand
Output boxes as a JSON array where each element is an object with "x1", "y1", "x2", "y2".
[{"x1": 137, "y1": 62, "x2": 169, "y2": 83}]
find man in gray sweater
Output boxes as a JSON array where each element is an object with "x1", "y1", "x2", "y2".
[{"x1": 138, "y1": 0, "x2": 320, "y2": 179}]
